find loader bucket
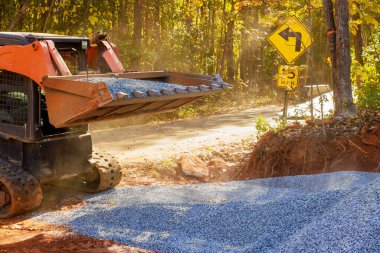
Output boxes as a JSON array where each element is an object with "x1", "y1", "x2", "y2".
[{"x1": 42, "y1": 71, "x2": 230, "y2": 128}]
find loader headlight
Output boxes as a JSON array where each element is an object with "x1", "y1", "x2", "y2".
[{"x1": 81, "y1": 40, "x2": 88, "y2": 49}]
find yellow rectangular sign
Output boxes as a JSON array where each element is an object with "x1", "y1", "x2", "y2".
[{"x1": 278, "y1": 65, "x2": 299, "y2": 88}]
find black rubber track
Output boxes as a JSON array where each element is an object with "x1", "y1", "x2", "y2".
[
  {"x1": 0, "y1": 161, "x2": 42, "y2": 218},
  {"x1": 85, "y1": 148, "x2": 122, "y2": 192}
]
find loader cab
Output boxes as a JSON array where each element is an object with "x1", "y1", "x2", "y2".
[
  {"x1": 0, "y1": 69, "x2": 92, "y2": 182},
  {"x1": 0, "y1": 69, "x2": 87, "y2": 140},
  {"x1": 23, "y1": 33, "x2": 90, "y2": 74},
  {"x1": 0, "y1": 32, "x2": 90, "y2": 140},
  {"x1": 0, "y1": 32, "x2": 90, "y2": 74},
  {"x1": 0, "y1": 33, "x2": 93, "y2": 182}
]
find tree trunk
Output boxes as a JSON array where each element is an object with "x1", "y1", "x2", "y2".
[
  {"x1": 144, "y1": 0, "x2": 152, "y2": 68},
  {"x1": 322, "y1": 0, "x2": 340, "y2": 113},
  {"x1": 208, "y1": 0, "x2": 216, "y2": 74},
  {"x1": 335, "y1": 0, "x2": 357, "y2": 116},
  {"x1": 153, "y1": 0, "x2": 161, "y2": 70},
  {"x1": 43, "y1": 0, "x2": 55, "y2": 32},
  {"x1": 219, "y1": 0, "x2": 227, "y2": 76},
  {"x1": 352, "y1": 14, "x2": 363, "y2": 66},
  {"x1": 118, "y1": 0, "x2": 128, "y2": 40},
  {"x1": 239, "y1": 6, "x2": 250, "y2": 82},
  {"x1": 352, "y1": 6, "x2": 364, "y2": 90},
  {"x1": 132, "y1": 0, "x2": 143, "y2": 70},
  {"x1": 7, "y1": 0, "x2": 31, "y2": 31},
  {"x1": 226, "y1": 20, "x2": 235, "y2": 81},
  {"x1": 82, "y1": 0, "x2": 92, "y2": 31},
  {"x1": 251, "y1": 9, "x2": 259, "y2": 86},
  {"x1": 322, "y1": 0, "x2": 356, "y2": 116}
]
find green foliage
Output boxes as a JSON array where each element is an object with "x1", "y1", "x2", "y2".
[
  {"x1": 273, "y1": 116, "x2": 289, "y2": 129},
  {"x1": 0, "y1": 0, "x2": 328, "y2": 97},
  {"x1": 357, "y1": 82, "x2": 380, "y2": 109},
  {"x1": 352, "y1": 26, "x2": 380, "y2": 109},
  {"x1": 177, "y1": 105, "x2": 198, "y2": 119},
  {"x1": 255, "y1": 115, "x2": 271, "y2": 139},
  {"x1": 1, "y1": 0, "x2": 379, "y2": 116},
  {"x1": 256, "y1": 115, "x2": 296, "y2": 140}
]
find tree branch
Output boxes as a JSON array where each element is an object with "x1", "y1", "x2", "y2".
[{"x1": 7, "y1": 0, "x2": 31, "y2": 31}]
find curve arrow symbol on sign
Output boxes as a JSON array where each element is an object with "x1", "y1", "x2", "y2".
[{"x1": 279, "y1": 27, "x2": 302, "y2": 52}]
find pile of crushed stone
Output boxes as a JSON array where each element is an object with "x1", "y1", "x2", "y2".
[
  {"x1": 237, "y1": 109, "x2": 380, "y2": 179},
  {"x1": 78, "y1": 77, "x2": 195, "y2": 98},
  {"x1": 33, "y1": 171, "x2": 380, "y2": 252}
]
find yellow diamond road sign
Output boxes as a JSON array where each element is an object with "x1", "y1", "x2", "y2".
[{"x1": 268, "y1": 16, "x2": 314, "y2": 64}]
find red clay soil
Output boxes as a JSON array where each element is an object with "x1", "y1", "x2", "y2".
[
  {"x1": 238, "y1": 109, "x2": 380, "y2": 179},
  {"x1": 0, "y1": 218, "x2": 151, "y2": 253}
]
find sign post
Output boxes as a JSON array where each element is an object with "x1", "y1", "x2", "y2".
[
  {"x1": 277, "y1": 65, "x2": 300, "y2": 117},
  {"x1": 268, "y1": 16, "x2": 314, "y2": 117}
]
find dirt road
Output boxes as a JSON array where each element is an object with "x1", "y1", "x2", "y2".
[{"x1": 92, "y1": 105, "x2": 280, "y2": 162}]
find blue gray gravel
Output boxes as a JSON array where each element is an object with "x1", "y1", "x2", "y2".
[
  {"x1": 34, "y1": 171, "x2": 380, "y2": 252},
  {"x1": 78, "y1": 77, "x2": 191, "y2": 98}
]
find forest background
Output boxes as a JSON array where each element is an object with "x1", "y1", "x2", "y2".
[{"x1": 1, "y1": 0, "x2": 379, "y2": 119}]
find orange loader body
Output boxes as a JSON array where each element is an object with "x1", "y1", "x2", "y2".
[{"x1": 0, "y1": 32, "x2": 229, "y2": 218}]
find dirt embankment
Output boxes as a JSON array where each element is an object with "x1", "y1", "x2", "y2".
[
  {"x1": 119, "y1": 110, "x2": 380, "y2": 183},
  {"x1": 238, "y1": 110, "x2": 380, "y2": 179},
  {"x1": 118, "y1": 138, "x2": 254, "y2": 186}
]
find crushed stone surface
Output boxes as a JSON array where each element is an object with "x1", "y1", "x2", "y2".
[
  {"x1": 34, "y1": 171, "x2": 380, "y2": 252},
  {"x1": 78, "y1": 77, "x2": 190, "y2": 98}
]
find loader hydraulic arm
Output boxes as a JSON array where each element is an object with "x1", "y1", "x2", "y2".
[
  {"x1": 87, "y1": 32, "x2": 124, "y2": 73},
  {"x1": 99, "y1": 40, "x2": 124, "y2": 73},
  {"x1": 0, "y1": 40, "x2": 71, "y2": 87}
]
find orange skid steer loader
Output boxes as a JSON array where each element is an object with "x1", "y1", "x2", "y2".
[{"x1": 0, "y1": 32, "x2": 229, "y2": 218}]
